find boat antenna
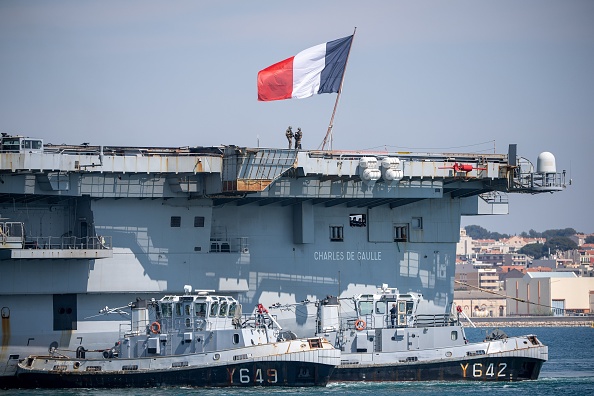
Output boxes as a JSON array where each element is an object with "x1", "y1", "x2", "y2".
[{"x1": 319, "y1": 27, "x2": 357, "y2": 151}]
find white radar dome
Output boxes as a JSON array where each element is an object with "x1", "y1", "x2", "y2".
[{"x1": 537, "y1": 152, "x2": 556, "y2": 173}]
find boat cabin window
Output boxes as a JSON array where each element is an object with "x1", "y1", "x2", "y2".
[
  {"x1": 358, "y1": 301, "x2": 373, "y2": 316},
  {"x1": 210, "y1": 301, "x2": 219, "y2": 316},
  {"x1": 175, "y1": 303, "x2": 182, "y2": 316},
  {"x1": 161, "y1": 303, "x2": 172, "y2": 318},
  {"x1": 451, "y1": 331, "x2": 458, "y2": 341},
  {"x1": 228, "y1": 302, "x2": 237, "y2": 317},
  {"x1": 195, "y1": 302, "x2": 206, "y2": 317},
  {"x1": 375, "y1": 302, "x2": 386, "y2": 314},
  {"x1": 184, "y1": 304, "x2": 192, "y2": 316},
  {"x1": 219, "y1": 301, "x2": 228, "y2": 317},
  {"x1": 1, "y1": 138, "x2": 20, "y2": 152},
  {"x1": 406, "y1": 301, "x2": 414, "y2": 314}
]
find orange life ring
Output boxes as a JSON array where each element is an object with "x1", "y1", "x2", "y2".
[
  {"x1": 150, "y1": 321, "x2": 161, "y2": 334},
  {"x1": 355, "y1": 319, "x2": 366, "y2": 331}
]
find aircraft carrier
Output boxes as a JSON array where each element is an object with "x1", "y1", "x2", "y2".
[{"x1": 0, "y1": 134, "x2": 564, "y2": 383}]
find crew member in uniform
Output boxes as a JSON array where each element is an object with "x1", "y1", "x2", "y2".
[
  {"x1": 295, "y1": 127, "x2": 302, "y2": 149},
  {"x1": 390, "y1": 303, "x2": 397, "y2": 327},
  {"x1": 285, "y1": 126, "x2": 293, "y2": 149}
]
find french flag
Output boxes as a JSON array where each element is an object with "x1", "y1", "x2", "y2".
[{"x1": 257, "y1": 35, "x2": 354, "y2": 102}]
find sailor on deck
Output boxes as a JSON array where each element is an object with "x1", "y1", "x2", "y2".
[
  {"x1": 286, "y1": 126, "x2": 293, "y2": 149},
  {"x1": 390, "y1": 303, "x2": 397, "y2": 328},
  {"x1": 295, "y1": 127, "x2": 302, "y2": 149}
]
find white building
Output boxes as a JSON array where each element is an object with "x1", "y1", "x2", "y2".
[{"x1": 505, "y1": 272, "x2": 594, "y2": 316}]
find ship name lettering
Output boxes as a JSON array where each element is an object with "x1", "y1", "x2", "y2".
[
  {"x1": 314, "y1": 251, "x2": 344, "y2": 261},
  {"x1": 227, "y1": 367, "x2": 236, "y2": 383},
  {"x1": 240, "y1": 368, "x2": 250, "y2": 383},
  {"x1": 233, "y1": 367, "x2": 279, "y2": 384},
  {"x1": 464, "y1": 362, "x2": 507, "y2": 378},
  {"x1": 357, "y1": 251, "x2": 381, "y2": 261},
  {"x1": 314, "y1": 251, "x2": 382, "y2": 261},
  {"x1": 267, "y1": 368, "x2": 278, "y2": 383},
  {"x1": 255, "y1": 368, "x2": 264, "y2": 384},
  {"x1": 460, "y1": 363, "x2": 469, "y2": 377}
]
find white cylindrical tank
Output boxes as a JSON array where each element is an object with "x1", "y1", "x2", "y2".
[
  {"x1": 359, "y1": 157, "x2": 380, "y2": 182},
  {"x1": 537, "y1": 152, "x2": 556, "y2": 173},
  {"x1": 381, "y1": 157, "x2": 403, "y2": 182},
  {"x1": 359, "y1": 157, "x2": 378, "y2": 169}
]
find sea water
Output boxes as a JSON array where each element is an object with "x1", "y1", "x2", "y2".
[{"x1": 2, "y1": 327, "x2": 593, "y2": 396}]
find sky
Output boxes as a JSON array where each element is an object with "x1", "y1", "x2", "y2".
[{"x1": 1, "y1": 1, "x2": 592, "y2": 235}]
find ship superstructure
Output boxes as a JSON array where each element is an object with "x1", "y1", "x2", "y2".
[{"x1": 0, "y1": 134, "x2": 564, "y2": 383}]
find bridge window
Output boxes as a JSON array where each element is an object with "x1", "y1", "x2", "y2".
[
  {"x1": 161, "y1": 303, "x2": 172, "y2": 318},
  {"x1": 210, "y1": 301, "x2": 219, "y2": 316},
  {"x1": 358, "y1": 301, "x2": 373, "y2": 316},
  {"x1": 170, "y1": 216, "x2": 181, "y2": 227},
  {"x1": 219, "y1": 301, "x2": 228, "y2": 317},
  {"x1": 228, "y1": 302, "x2": 237, "y2": 317},
  {"x1": 412, "y1": 217, "x2": 423, "y2": 229},
  {"x1": 330, "y1": 225, "x2": 344, "y2": 242},
  {"x1": 195, "y1": 302, "x2": 206, "y2": 317}
]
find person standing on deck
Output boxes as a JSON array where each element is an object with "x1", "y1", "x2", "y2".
[
  {"x1": 295, "y1": 127, "x2": 302, "y2": 149},
  {"x1": 286, "y1": 126, "x2": 293, "y2": 149},
  {"x1": 390, "y1": 303, "x2": 397, "y2": 328}
]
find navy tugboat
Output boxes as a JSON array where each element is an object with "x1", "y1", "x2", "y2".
[
  {"x1": 13, "y1": 286, "x2": 340, "y2": 388},
  {"x1": 308, "y1": 285, "x2": 547, "y2": 382}
]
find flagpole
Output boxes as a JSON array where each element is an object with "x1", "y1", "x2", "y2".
[{"x1": 320, "y1": 27, "x2": 357, "y2": 151}]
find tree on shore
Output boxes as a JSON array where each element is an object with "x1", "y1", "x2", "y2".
[{"x1": 519, "y1": 243, "x2": 545, "y2": 259}]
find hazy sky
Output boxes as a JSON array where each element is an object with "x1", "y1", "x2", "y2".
[{"x1": 1, "y1": 1, "x2": 592, "y2": 234}]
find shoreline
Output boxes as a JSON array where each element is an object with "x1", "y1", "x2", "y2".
[{"x1": 464, "y1": 316, "x2": 593, "y2": 327}]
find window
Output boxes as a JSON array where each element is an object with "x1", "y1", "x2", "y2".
[
  {"x1": 161, "y1": 303, "x2": 172, "y2": 318},
  {"x1": 210, "y1": 301, "x2": 219, "y2": 316},
  {"x1": 195, "y1": 302, "x2": 206, "y2": 317},
  {"x1": 375, "y1": 302, "x2": 386, "y2": 314},
  {"x1": 358, "y1": 301, "x2": 373, "y2": 316},
  {"x1": 228, "y1": 302, "x2": 237, "y2": 317},
  {"x1": 170, "y1": 216, "x2": 181, "y2": 227},
  {"x1": 394, "y1": 224, "x2": 408, "y2": 242},
  {"x1": 412, "y1": 217, "x2": 423, "y2": 229},
  {"x1": 451, "y1": 331, "x2": 458, "y2": 341},
  {"x1": 219, "y1": 301, "x2": 228, "y2": 317},
  {"x1": 194, "y1": 216, "x2": 205, "y2": 227},
  {"x1": 330, "y1": 225, "x2": 344, "y2": 241},
  {"x1": 349, "y1": 214, "x2": 366, "y2": 227}
]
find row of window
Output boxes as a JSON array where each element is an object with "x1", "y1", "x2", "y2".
[
  {"x1": 171, "y1": 215, "x2": 422, "y2": 243},
  {"x1": 331, "y1": 219, "x2": 422, "y2": 242},
  {"x1": 170, "y1": 216, "x2": 205, "y2": 228}
]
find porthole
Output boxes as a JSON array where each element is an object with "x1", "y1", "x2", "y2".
[{"x1": 213, "y1": 353, "x2": 220, "y2": 360}]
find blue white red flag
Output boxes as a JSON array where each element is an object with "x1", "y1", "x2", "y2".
[{"x1": 257, "y1": 35, "x2": 354, "y2": 102}]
